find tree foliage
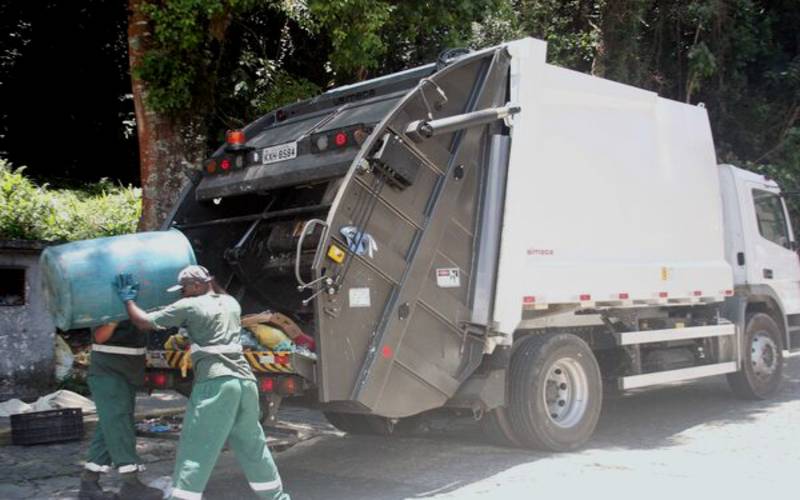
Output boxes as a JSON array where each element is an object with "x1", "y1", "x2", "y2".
[
  {"x1": 0, "y1": 160, "x2": 141, "y2": 241},
  {"x1": 1, "y1": 0, "x2": 798, "y2": 227}
]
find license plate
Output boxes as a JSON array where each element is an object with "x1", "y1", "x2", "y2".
[
  {"x1": 261, "y1": 141, "x2": 297, "y2": 165},
  {"x1": 259, "y1": 354, "x2": 275, "y2": 364}
]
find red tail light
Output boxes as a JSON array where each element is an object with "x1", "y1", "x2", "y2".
[
  {"x1": 280, "y1": 377, "x2": 298, "y2": 395},
  {"x1": 259, "y1": 377, "x2": 275, "y2": 393},
  {"x1": 147, "y1": 371, "x2": 169, "y2": 389},
  {"x1": 220, "y1": 158, "x2": 231, "y2": 171},
  {"x1": 334, "y1": 131, "x2": 348, "y2": 147}
]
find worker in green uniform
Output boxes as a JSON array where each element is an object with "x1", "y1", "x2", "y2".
[
  {"x1": 79, "y1": 320, "x2": 163, "y2": 500},
  {"x1": 115, "y1": 265, "x2": 290, "y2": 500}
]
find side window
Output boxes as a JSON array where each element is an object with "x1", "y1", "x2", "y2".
[{"x1": 753, "y1": 189, "x2": 791, "y2": 249}]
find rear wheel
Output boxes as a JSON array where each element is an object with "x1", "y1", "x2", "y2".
[
  {"x1": 481, "y1": 406, "x2": 522, "y2": 447},
  {"x1": 727, "y1": 313, "x2": 784, "y2": 399},
  {"x1": 508, "y1": 333, "x2": 603, "y2": 451},
  {"x1": 323, "y1": 412, "x2": 420, "y2": 435}
]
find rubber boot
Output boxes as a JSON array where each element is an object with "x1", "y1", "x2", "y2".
[
  {"x1": 78, "y1": 470, "x2": 116, "y2": 500},
  {"x1": 118, "y1": 472, "x2": 163, "y2": 500}
]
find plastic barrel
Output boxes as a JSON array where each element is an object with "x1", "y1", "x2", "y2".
[{"x1": 40, "y1": 230, "x2": 197, "y2": 330}]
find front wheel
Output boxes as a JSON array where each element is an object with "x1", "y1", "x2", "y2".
[
  {"x1": 727, "y1": 313, "x2": 784, "y2": 399},
  {"x1": 508, "y1": 333, "x2": 603, "y2": 451}
]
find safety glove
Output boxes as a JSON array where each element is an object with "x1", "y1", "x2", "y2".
[{"x1": 114, "y1": 273, "x2": 140, "y2": 302}]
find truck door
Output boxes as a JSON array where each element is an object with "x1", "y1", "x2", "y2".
[{"x1": 742, "y1": 183, "x2": 800, "y2": 320}]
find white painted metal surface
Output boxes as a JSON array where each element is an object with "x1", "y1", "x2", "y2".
[
  {"x1": 619, "y1": 361, "x2": 738, "y2": 390},
  {"x1": 721, "y1": 165, "x2": 800, "y2": 315},
  {"x1": 615, "y1": 324, "x2": 735, "y2": 346},
  {"x1": 493, "y1": 38, "x2": 733, "y2": 336}
]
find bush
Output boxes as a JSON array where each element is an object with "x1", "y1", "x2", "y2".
[{"x1": 0, "y1": 159, "x2": 141, "y2": 241}]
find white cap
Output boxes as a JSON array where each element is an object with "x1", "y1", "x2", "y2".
[{"x1": 167, "y1": 265, "x2": 213, "y2": 292}]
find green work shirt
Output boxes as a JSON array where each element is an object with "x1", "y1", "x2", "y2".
[
  {"x1": 89, "y1": 320, "x2": 146, "y2": 386},
  {"x1": 146, "y1": 293, "x2": 254, "y2": 382}
]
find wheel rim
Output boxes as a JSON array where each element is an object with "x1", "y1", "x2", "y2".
[
  {"x1": 542, "y1": 357, "x2": 589, "y2": 428},
  {"x1": 750, "y1": 331, "x2": 779, "y2": 380}
]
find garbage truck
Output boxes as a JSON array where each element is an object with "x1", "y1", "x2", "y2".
[{"x1": 144, "y1": 37, "x2": 800, "y2": 451}]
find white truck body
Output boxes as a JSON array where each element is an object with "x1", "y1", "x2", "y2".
[{"x1": 495, "y1": 39, "x2": 733, "y2": 337}]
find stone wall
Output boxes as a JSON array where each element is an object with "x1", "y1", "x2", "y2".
[{"x1": 0, "y1": 240, "x2": 55, "y2": 400}]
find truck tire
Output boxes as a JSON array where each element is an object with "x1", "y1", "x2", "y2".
[
  {"x1": 727, "y1": 313, "x2": 784, "y2": 399},
  {"x1": 508, "y1": 333, "x2": 603, "y2": 451},
  {"x1": 481, "y1": 406, "x2": 523, "y2": 448},
  {"x1": 323, "y1": 412, "x2": 373, "y2": 434},
  {"x1": 323, "y1": 412, "x2": 419, "y2": 436}
]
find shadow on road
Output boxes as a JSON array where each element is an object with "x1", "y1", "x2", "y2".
[{"x1": 212, "y1": 356, "x2": 800, "y2": 500}]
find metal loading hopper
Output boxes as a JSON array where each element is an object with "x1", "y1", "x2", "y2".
[
  {"x1": 167, "y1": 45, "x2": 515, "y2": 419},
  {"x1": 311, "y1": 47, "x2": 513, "y2": 417}
]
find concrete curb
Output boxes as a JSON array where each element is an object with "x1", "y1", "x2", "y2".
[{"x1": 0, "y1": 406, "x2": 185, "y2": 447}]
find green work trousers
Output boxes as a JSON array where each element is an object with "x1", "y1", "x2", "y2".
[
  {"x1": 86, "y1": 374, "x2": 141, "y2": 472},
  {"x1": 169, "y1": 376, "x2": 290, "y2": 500}
]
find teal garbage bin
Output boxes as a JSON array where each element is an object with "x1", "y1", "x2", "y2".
[{"x1": 40, "y1": 230, "x2": 196, "y2": 330}]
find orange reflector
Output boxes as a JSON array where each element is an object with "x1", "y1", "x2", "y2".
[
  {"x1": 206, "y1": 160, "x2": 217, "y2": 173},
  {"x1": 226, "y1": 129, "x2": 246, "y2": 145},
  {"x1": 327, "y1": 244, "x2": 345, "y2": 263}
]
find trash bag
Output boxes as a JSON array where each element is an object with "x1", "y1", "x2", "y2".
[
  {"x1": 247, "y1": 323, "x2": 292, "y2": 349},
  {"x1": 54, "y1": 334, "x2": 75, "y2": 382}
]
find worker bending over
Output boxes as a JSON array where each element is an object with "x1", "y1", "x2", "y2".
[
  {"x1": 79, "y1": 320, "x2": 163, "y2": 500},
  {"x1": 115, "y1": 265, "x2": 290, "y2": 500}
]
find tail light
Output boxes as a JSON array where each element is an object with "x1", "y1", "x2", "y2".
[
  {"x1": 220, "y1": 158, "x2": 231, "y2": 171},
  {"x1": 311, "y1": 124, "x2": 372, "y2": 153},
  {"x1": 146, "y1": 371, "x2": 171, "y2": 389},
  {"x1": 259, "y1": 377, "x2": 275, "y2": 393},
  {"x1": 280, "y1": 377, "x2": 298, "y2": 395}
]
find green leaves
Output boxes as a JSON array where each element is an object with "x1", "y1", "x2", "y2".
[
  {"x1": 309, "y1": 0, "x2": 394, "y2": 80},
  {"x1": 0, "y1": 160, "x2": 141, "y2": 241}
]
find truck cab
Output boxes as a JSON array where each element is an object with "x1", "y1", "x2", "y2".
[{"x1": 719, "y1": 164, "x2": 800, "y2": 351}]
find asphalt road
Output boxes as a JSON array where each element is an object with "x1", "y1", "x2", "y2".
[
  {"x1": 5, "y1": 355, "x2": 798, "y2": 499},
  {"x1": 199, "y1": 353, "x2": 800, "y2": 500}
]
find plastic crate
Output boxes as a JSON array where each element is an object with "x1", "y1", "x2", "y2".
[{"x1": 10, "y1": 408, "x2": 84, "y2": 445}]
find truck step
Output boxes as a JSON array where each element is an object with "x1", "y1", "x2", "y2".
[
  {"x1": 614, "y1": 324, "x2": 735, "y2": 346},
  {"x1": 618, "y1": 361, "x2": 738, "y2": 390}
]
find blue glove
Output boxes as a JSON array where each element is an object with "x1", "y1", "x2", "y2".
[{"x1": 114, "y1": 273, "x2": 140, "y2": 302}]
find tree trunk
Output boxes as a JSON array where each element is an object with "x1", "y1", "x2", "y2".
[{"x1": 127, "y1": 0, "x2": 192, "y2": 231}]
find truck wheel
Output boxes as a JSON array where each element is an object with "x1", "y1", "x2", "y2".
[
  {"x1": 323, "y1": 412, "x2": 372, "y2": 434},
  {"x1": 481, "y1": 406, "x2": 522, "y2": 447},
  {"x1": 323, "y1": 412, "x2": 418, "y2": 435},
  {"x1": 508, "y1": 333, "x2": 603, "y2": 451},
  {"x1": 727, "y1": 313, "x2": 784, "y2": 399}
]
